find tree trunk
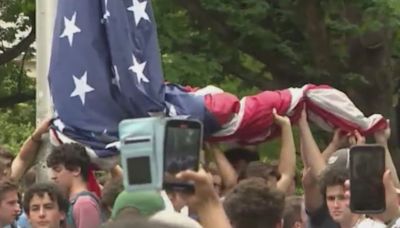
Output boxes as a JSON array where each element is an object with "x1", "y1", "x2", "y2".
[{"x1": 346, "y1": 36, "x2": 400, "y2": 173}]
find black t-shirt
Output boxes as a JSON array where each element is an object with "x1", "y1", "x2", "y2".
[{"x1": 307, "y1": 204, "x2": 340, "y2": 228}]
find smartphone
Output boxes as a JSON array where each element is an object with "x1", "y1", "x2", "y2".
[
  {"x1": 163, "y1": 119, "x2": 202, "y2": 192},
  {"x1": 119, "y1": 117, "x2": 162, "y2": 192},
  {"x1": 349, "y1": 144, "x2": 385, "y2": 214}
]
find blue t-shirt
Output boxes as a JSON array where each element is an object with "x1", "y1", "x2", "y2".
[{"x1": 16, "y1": 211, "x2": 30, "y2": 228}]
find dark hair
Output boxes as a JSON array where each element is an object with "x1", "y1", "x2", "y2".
[
  {"x1": 0, "y1": 179, "x2": 18, "y2": 202},
  {"x1": 224, "y1": 178, "x2": 285, "y2": 228},
  {"x1": 47, "y1": 143, "x2": 90, "y2": 181},
  {"x1": 244, "y1": 161, "x2": 281, "y2": 182},
  {"x1": 0, "y1": 146, "x2": 14, "y2": 177},
  {"x1": 224, "y1": 148, "x2": 259, "y2": 165},
  {"x1": 319, "y1": 167, "x2": 349, "y2": 197},
  {"x1": 283, "y1": 196, "x2": 303, "y2": 228},
  {"x1": 23, "y1": 182, "x2": 69, "y2": 215}
]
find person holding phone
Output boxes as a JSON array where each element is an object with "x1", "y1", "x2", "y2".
[
  {"x1": 344, "y1": 170, "x2": 400, "y2": 227},
  {"x1": 299, "y1": 108, "x2": 371, "y2": 228}
]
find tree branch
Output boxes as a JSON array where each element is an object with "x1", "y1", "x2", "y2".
[
  {"x1": 0, "y1": 92, "x2": 35, "y2": 108},
  {"x1": 174, "y1": 0, "x2": 307, "y2": 87},
  {"x1": 0, "y1": 14, "x2": 36, "y2": 65}
]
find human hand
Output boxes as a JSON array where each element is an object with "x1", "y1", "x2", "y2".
[
  {"x1": 272, "y1": 108, "x2": 290, "y2": 127},
  {"x1": 330, "y1": 129, "x2": 349, "y2": 149},
  {"x1": 176, "y1": 168, "x2": 220, "y2": 210},
  {"x1": 374, "y1": 126, "x2": 391, "y2": 145},
  {"x1": 344, "y1": 170, "x2": 400, "y2": 223},
  {"x1": 348, "y1": 130, "x2": 365, "y2": 146},
  {"x1": 32, "y1": 117, "x2": 52, "y2": 140}
]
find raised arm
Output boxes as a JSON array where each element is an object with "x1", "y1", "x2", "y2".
[
  {"x1": 176, "y1": 169, "x2": 231, "y2": 228},
  {"x1": 206, "y1": 143, "x2": 237, "y2": 195},
  {"x1": 298, "y1": 110, "x2": 326, "y2": 212},
  {"x1": 321, "y1": 129, "x2": 349, "y2": 161},
  {"x1": 374, "y1": 127, "x2": 400, "y2": 188},
  {"x1": 272, "y1": 109, "x2": 296, "y2": 193},
  {"x1": 298, "y1": 110, "x2": 326, "y2": 177},
  {"x1": 10, "y1": 118, "x2": 51, "y2": 181}
]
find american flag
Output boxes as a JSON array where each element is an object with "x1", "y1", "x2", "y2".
[
  {"x1": 48, "y1": 0, "x2": 221, "y2": 161},
  {"x1": 48, "y1": 0, "x2": 387, "y2": 166}
]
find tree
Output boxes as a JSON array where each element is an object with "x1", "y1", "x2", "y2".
[
  {"x1": 0, "y1": 0, "x2": 35, "y2": 153},
  {"x1": 152, "y1": 0, "x2": 400, "y2": 169}
]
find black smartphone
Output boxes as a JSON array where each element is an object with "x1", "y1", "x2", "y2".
[
  {"x1": 163, "y1": 119, "x2": 202, "y2": 192},
  {"x1": 349, "y1": 144, "x2": 385, "y2": 214}
]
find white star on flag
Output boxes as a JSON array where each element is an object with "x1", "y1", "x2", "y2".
[
  {"x1": 70, "y1": 71, "x2": 95, "y2": 105},
  {"x1": 60, "y1": 11, "x2": 81, "y2": 46},
  {"x1": 102, "y1": 0, "x2": 111, "y2": 23},
  {"x1": 129, "y1": 54, "x2": 149, "y2": 84},
  {"x1": 111, "y1": 65, "x2": 121, "y2": 89},
  {"x1": 127, "y1": 0, "x2": 150, "y2": 26},
  {"x1": 53, "y1": 119, "x2": 66, "y2": 132},
  {"x1": 166, "y1": 102, "x2": 190, "y2": 119}
]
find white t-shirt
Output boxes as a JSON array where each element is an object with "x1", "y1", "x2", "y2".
[{"x1": 354, "y1": 218, "x2": 385, "y2": 228}]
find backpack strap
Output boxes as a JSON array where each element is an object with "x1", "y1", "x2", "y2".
[{"x1": 66, "y1": 191, "x2": 102, "y2": 228}]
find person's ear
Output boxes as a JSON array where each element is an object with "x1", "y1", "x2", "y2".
[
  {"x1": 60, "y1": 211, "x2": 66, "y2": 221},
  {"x1": 72, "y1": 167, "x2": 81, "y2": 177}
]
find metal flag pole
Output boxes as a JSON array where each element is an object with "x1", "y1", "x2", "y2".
[{"x1": 35, "y1": 0, "x2": 57, "y2": 182}]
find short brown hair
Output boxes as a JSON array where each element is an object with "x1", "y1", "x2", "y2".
[
  {"x1": 245, "y1": 161, "x2": 281, "y2": 182},
  {"x1": 23, "y1": 182, "x2": 69, "y2": 215},
  {"x1": 0, "y1": 179, "x2": 18, "y2": 202},
  {"x1": 283, "y1": 196, "x2": 303, "y2": 228},
  {"x1": 319, "y1": 167, "x2": 349, "y2": 197},
  {"x1": 47, "y1": 143, "x2": 90, "y2": 182},
  {"x1": 224, "y1": 178, "x2": 285, "y2": 228}
]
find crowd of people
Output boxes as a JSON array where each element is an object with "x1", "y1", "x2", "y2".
[{"x1": 0, "y1": 109, "x2": 399, "y2": 228}]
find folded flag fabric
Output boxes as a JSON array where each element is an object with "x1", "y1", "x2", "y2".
[{"x1": 48, "y1": 0, "x2": 388, "y2": 169}]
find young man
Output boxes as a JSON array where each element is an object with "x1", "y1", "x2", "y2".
[
  {"x1": 242, "y1": 109, "x2": 296, "y2": 194},
  {"x1": 46, "y1": 143, "x2": 102, "y2": 228},
  {"x1": 299, "y1": 109, "x2": 399, "y2": 228},
  {"x1": 320, "y1": 167, "x2": 386, "y2": 228},
  {"x1": 0, "y1": 179, "x2": 20, "y2": 228},
  {"x1": 223, "y1": 178, "x2": 285, "y2": 228},
  {"x1": 23, "y1": 182, "x2": 69, "y2": 228}
]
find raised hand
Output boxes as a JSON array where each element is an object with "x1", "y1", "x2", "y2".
[{"x1": 272, "y1": 108, "x2": 290, "y2": 127}]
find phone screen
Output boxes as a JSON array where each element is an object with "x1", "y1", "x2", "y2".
[
  {"x1": 127, "y1": 156, "x2": 152, "y2": 185},
  {"x1": 163, "y1": 120, "x2": 202, "y2": 191},
  {"x1": 350, "y1": 145, "x2": 385, "y2": 213}
]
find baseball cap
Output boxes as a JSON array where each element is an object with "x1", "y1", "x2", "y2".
[
  {"x1": 150, "y1": 210, "x2": 202, "y2": 228},
  {"x1": 111, "y1": 190, "x2": 165, "y2": 219},
  {"x1": 327, "y1": 148, "x2": 350, "y2": 171}
]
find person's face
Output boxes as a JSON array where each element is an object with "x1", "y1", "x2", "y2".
[
  {"x1": 0, "y1": 157, "x2": 12, "y2": 181},
  {"x1": 28, "y1": 193, "x2": 65, "y2": 228},
  {"x1": 168, "y1": 191, "x2": 188, "y2": 212},
  {"x1": 0, "y1": 190, "x2": 20, "y2": 225},
  {"x1": 326, "y1": 185, "x2": 350, "y2": 223},
  {"x1": 49, "y1": 164, "x2": 74, "y2": 193}
]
